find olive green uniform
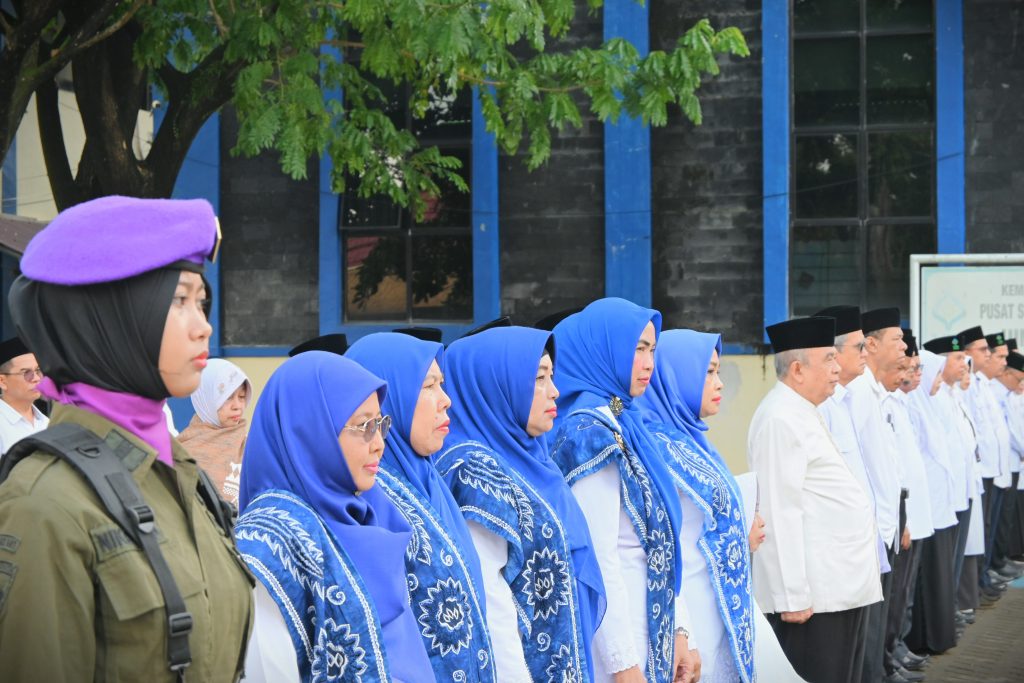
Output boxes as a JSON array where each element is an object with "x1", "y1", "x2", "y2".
[{"x1": 0, "y1": 404, "x2": 253, "y2": 681}]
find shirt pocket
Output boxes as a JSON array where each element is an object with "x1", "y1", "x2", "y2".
[{"x1": 95, "y1": 536, "x2": 204, "y2": 621}]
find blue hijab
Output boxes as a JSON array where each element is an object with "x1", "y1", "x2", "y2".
[
  {"x1": 638, "y1": 330, "x2": 755, "y2": 682},
  {"x1": 551, "y1": 297, "x2": 683, "y2": 586},
  {"x1": 238, "y1": 351, "x2": 430, "y2": 679},
  {"x1": 346, "y1": 333, "x2": 495, "y2": 681},
  {"x1": 637, "y1": 329, "x2": 723, "y2": 458},
  {"x1": 346, "y1": 333, "x2": 480, "y2": 572},
  {"x1": 443, "y1": 326, "x2": 607, "y2": 681}
]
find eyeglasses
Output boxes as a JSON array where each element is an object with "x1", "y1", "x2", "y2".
[
  {"x1": 342, "y1": 414, "x2": 392, "y2": 442},
  {"x1": 0, "y1": 368, "x2": 43, "y2": 382},
  {"x1": 839, "y1": 341, "x2": 867, "y2": 353}
]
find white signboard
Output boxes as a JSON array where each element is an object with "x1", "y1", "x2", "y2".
[{"x1": 919, "y1": 265, "x2": 1024, "y2": 342}]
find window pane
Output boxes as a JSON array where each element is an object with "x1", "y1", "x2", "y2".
[
  {"x1": 793, "y1": 0, "x2": 859, "y2": 33},
  {"x1": 345, "y1": 234, "x2": 407, "y2": 321},
  {"x1": 791, "y1": 225, "x2": 862, "y2": 316},
  {"x1": 866, "y1": 0, "x2": 933, "y2": 31},
  {"x1": 866, "y1": 34, "x2": 934, "y2": 124},
  {"x1": 411, "y1": 234, "x2": 473, "y2": 320},
  {"x1": 794, "y1": 38, "x2": 860, "y2": 127},
  {"x1": 341, "y1": 194, "x2": 402, "y2": 230},
  {"x1": 865, "y1": 223, "x2": 936, "y2": 311},
  {"x1": 795, "y1": 134, "x2": 860, "y2": 219},
  {"x1": 868, "y1": 131, "x2": 934, "y2": 217},
  {"x1": 414, "y1": 88, "x2": 472, "y2": 142},
  {"x1": 415, "y1": 147, "x2": 471, "y2": 230}
]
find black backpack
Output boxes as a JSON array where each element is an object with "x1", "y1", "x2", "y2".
[{"x1": 0, "y1": 422, "x2": 236, "y2": 681}]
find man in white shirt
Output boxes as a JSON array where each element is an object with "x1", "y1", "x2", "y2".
[
  {"x1": 847, "y1": 307, "x2": 908, "y2": 683},
  {"x1": 0, "y1": 337, "x2": 49, "y2": 458},
  {"x1": 749, "y1": 316, "x2": 882, "y2": 683},
  {"x1": 959, "y1": 325, "x2": 1012, "y2": 597},
  {"x1": 989, "y1": 335, "x2": 1024, "y2": 580}
]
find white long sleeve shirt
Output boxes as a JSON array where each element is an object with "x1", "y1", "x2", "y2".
[
  {"x1": 966, "y1": 373, "x2": 1013, "y2": 486},
  {"x1": 882, "y1": 391, "x2": 935, "y2": 540},
  {"x1": 747, "y1": 382, "x2": 882, "y2": 614},
  {"x1": 846, "y1": 368, "x2": 903, "y2": 549},
  {"x1": 466, "y1": 522, "x2": 532, "y2": 682}
]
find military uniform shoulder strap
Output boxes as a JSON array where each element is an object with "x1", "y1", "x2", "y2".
[{"x1": 0, "y1": 423, "x2": 193, "y2": 681}]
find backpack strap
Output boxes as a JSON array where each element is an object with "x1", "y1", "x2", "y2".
[
  {"x1": 1, "y1": 423, "x2": 192, "y2": 681},
  {"x1": 195, "y1": 466, "x2": 236, "y2": 537}
]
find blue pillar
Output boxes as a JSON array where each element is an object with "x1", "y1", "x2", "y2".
[
  {"x1": 603, "y1": 0, "x2": 651, "y2": 306},
  {"x1": 761, "y1": 0, "x2": 790, "y2": 337},
  {"x1": 319, "y1": 44, "x2": 344, "y2": 335},
  {"x1": 935, "y1": 0, "x2": 966, "y2": 254},
  {"x1": 472, "y1": 88, "x2": 501, "y2": 323}
]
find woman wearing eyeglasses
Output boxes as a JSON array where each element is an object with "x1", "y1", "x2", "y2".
[
  {"x1": 346, "y1": 333, "x2": 496, "y2": 682},
  {"x1": 437, "y1": 326, "x2": 606, "y2": 683},
  {"x1": 236, "y1": 351, "x2": 432, "y2": 682},
  {"x1": 0, "y1": 336, "x2": 48, "y2": 457}
]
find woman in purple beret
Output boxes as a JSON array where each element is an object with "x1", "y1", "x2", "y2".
[{"x1": 0, "y1": 196, "x2": 253, "y2": 681}]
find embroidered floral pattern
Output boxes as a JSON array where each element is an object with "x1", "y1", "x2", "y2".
[
  {"x1": 522, "y1": 547, "x2": 571, "y2": 621},
  {"x1": 376, "y1": 470, "x2": 494, "y2": 682},
  {"x1": 311, "y1": 618, "x2": 367, "y2": 682}
]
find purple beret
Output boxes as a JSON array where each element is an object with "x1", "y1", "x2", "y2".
[{"x1": 20, "y1": 196, "x2": 219, "y2": 285}]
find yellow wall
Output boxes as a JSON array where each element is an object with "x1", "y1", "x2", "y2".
[{"x1": 229, "y1": 352, "x2": 780, "y2": 476}]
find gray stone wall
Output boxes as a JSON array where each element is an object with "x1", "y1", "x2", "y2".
[
  {"x1": 964, "y1": 0, "x2": 1024, "y2": 253},
  {"x1": 218, "y1": 108, "x2": 320, "y2": 346},
  {"x1": 498, "y1": 2, "x2": 606, "y2": 326},
  {"x1": 650, "y1": 0, "x2": 764, "y2": 345}
]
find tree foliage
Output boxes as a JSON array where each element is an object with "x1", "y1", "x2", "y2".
[{"x1": 1, "y1": 0, "x2": 749, "y2": 211}]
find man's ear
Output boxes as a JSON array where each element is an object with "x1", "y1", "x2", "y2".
[{"x1": 864, "y1": 335, "x2": 880, "y2": 354}]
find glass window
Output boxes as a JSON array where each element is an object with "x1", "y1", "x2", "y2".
[
  {"x1": 341, "y1": 83, "x2": 473, "y2": 322},
  {"x1": 790, "y1": 0, "x2": 935, "y2": 314}
]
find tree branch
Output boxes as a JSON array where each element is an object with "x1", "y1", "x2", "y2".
[
  {"x1": 208, "y1": 0, "x2": 229, "y2": 37},
  {"x1": 0, "y1": 10, "x2": 14, "y2": 42},
  {"x1": 49, "y1": 0, "x2": 144, "y2": 62},
  {"x1": 35, "y1": 74, "x2": 81, "y2": 209}
]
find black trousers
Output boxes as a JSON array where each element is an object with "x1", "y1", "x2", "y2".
[
  {"x1": 863, "y1": 546, "x2": 895, "y2": 683},
  {"x1": 952, "y1": 503, "x2": 972, "y2": 603},
  {"x1": 885, "y1": 539, "x2": 918, "y2": 673},
  {"x1": 994, "y1": 471, "x2": 1021, "y2": 567},
  {"x1": 768, "y1": 605, "x2": 871, "y2": 683},
  {"x1": 981, "y1": 477, "x2": 1005, "y2": 587},
  {"x1": 906, "y1": 524, "x2": 958, "y2": 654}
]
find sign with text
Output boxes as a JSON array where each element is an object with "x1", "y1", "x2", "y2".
[{"x1": 920, "y1": 265, "x2": 1024, "y2": 342}]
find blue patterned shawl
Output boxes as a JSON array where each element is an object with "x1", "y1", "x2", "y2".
[
  {"x1": 438, "y1": 326, "x2": 605, "y2": 682},
  {"x1": 636, "y1": 330, "x2": 755, "y2": 682},
  {"x1": 237, "y1": 489, "x2": 392, "y2": 682},
  {"x1": 347, "y1": 333, "x2": 494, "y2": 682},
  {"x1": 238, "y1": 352, "x2": 431, "y2": 681},
  {"x1": 549, "y1": 298, "x2": 682, "y2": 683}
]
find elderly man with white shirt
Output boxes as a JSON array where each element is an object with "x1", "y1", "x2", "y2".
[
  {"x1": 843, "y1": 307, "x2": 908, "y2": 683},
  {"x1": 958, "y1": 325, "x2": 1013, "y2": 597},
  {"x1": 749, "y1": 316, "x2": 882, "y2": 683},
  {"x1": 0, "y1": 337, "x2": 48, "y2": 458}
]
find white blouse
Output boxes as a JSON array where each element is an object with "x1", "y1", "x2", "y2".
[
  {"x1": 242, "y1": 582, "x2": 300, "y2": 683},
  {"x1": 465, "y1": 521, "x2": 532, "y2": 683}
]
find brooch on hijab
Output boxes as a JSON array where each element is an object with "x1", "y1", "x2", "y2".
[{"x1": 609, "y1": 396, "x2": 625, "y2": 417}]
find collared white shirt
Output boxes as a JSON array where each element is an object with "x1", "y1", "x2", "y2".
[
  {"x1": 905, "y1": 387, "x2": 960, "y2": 529},
  {"x1": 0, "y1": 399, "x2": 49, "y2": 458},
  {"x1": 996, "y1": 386, "x2": 1024, "y2": 473},
  {"x1": 948, "y1": 385, "x2": 982, "y2": 505},
  {"x1": 846, "y1": 367, "x2": 903, "y2": 548},
  {"x1": 965, "y1": 372, "x2": 1013, "y2": 486},
  {"x1": 882, "y1": 391, "x2": 935, "y2": 540},
  {"x1": 748, "y1": 382, "x2": 882, "y2": 614},
  {"x1": 818, "y1": 384, "x2": 876, "y2": 504}
]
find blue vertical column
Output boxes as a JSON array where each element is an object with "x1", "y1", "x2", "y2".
[
  {"x1": 761, "y1": 0, "x2": 790, "y2": 336},
  {"x1": 0, "y1": 135, "x2": 16, "y2": 339},
  {"x1": 935, "y1": 0, "x2": 966, "y2": 254},
  {"x1": 603, "y1": 0, "x2": 652, "y2": 306},
  {"x1": 472, "y1": 88, "x2": 501, "y2": 323},
  {"x1": 319, "y1": 44, "x2": 344, "y2": 334}
]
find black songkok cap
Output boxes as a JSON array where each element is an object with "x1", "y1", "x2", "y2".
[
  {"x1": 986, "y1": 331, "x2": 1007, "y2": 348},
  {"x1": 766, "y1": 317, "x2": 837, "y2": 353},
  {"x1": 861, "y1": 307, "x2": 901, "y2": 334},
  {"x1": 902, "y1": 329, "x2": 918, "y2": 357},
  {"x1": 1008, "y1": 339, "x2": 1018, "y2": 353},
  {"x1": 393, "y1": 327, "x2": 444, "y2": 343},
  {"x1": 534, "y1": 307, "x2": 583, "y2": 331},
  {"x1": 0, "y1": 337, "x2": 30, "y2": 366},
  {"x1": 1008, "y1": 351, "x2": 1024, "y2": 373},
  {"x1": 923, "y1": 335, "x2": 962, "y2": 354},
  {"x1": 288, "y1": 333, "x2": 349, "y2": 357},
  {"x1": 956, "y1": 326, "x2": 984, "y2": 346},
  {"x1": 814, "y1": 305, "x2": 862, "y2": 336},
  {"x1": 461, "y1": 316, "x2": 512, "y2": 339}
]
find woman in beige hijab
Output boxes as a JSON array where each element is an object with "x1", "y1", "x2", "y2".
[{"x1": 180, "y1": 358, "x2": 251, "y2": 505}]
